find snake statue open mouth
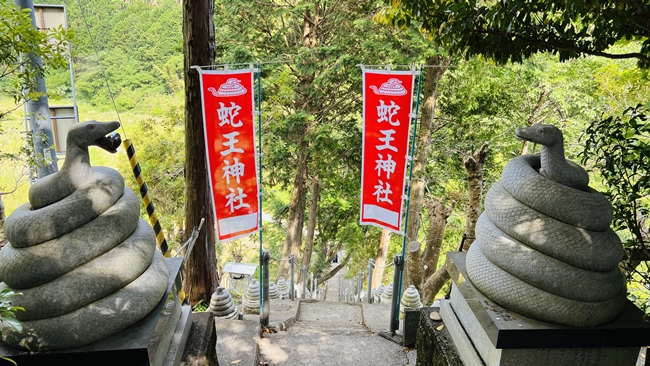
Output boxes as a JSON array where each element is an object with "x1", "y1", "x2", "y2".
[
  {"x1": 0, "y1": 120, "x2": 168, "y2": 351},
  {"x1": 465, "y1": 124, "x2": 626, "y2": 327}
]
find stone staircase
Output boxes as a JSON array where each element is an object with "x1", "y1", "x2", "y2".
[
  {"x1": 216, "y1": 264, "x2": 416, "y2": 366},
  {"x1": 259, "y1": 301, "x2": 410, "y2": 366}
]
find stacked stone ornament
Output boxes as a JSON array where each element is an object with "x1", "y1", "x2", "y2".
[
  {"x1": 207, "y1": 286, "x2": 238, "y2": 319},
  {"x1": 375, "y1": 285, "x2": 385, "y2": 303},
  {"x1": 268, "y1": 283, "x2": 280, "y2": 300},
  {"x1": 400, "y1": 285, "x2": 423, "y2": 312},
  {"x1": 465, "y1": 124, "x2": 626, "y2": 327},
  {"x1": 277, "y1": 277, "x2": 290, "y2": 299},
  {"x1": 381, "y1": 283, "x2": 393, "y2": 303},
  {"x1": 242, "y1": 279, "x2": 261, "y2": 314},
  {"x1": 0, "y1": 121, "x2": 168, "y2": 351}
]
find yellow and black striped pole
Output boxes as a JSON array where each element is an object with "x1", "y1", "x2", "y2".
[{"x1": 123, "y1": 139, "x2": 170, "y2": 257}]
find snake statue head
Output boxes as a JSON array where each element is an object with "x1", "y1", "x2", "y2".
[
  {"x1": 514, "y1": 123, "x2": 589, "y2": 191},
  {"x1": 514, "y1": 124, "x2": 562, "y2": 147},
  {"x1": 68, "y1": 120, "x2": 122, "y2": 153},
  {"x1": 27, "y1": 120, "x2": 122, "y2": 210}
]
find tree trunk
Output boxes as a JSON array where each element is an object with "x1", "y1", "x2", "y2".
[
  {"x1": 461, "y1": 142, "x2": 489, "y2": 250},
  {"x1": 404, "y1": 55, "x2": 452, "y2": 291},
  {"x1": 182, "y1": 0, "x2": 219, "y2": 306},
  {"x1": 277, "y1": 143, "x2": 309, "y2": 280},
  {"x1": 421, "y1": 198, "x2": 456, "y2": 282},
  {"x1": 316, "y1": 250, "x2": 352, "y2": 286},
  {"x1": 0, "y1": 194, "x2": 6, "y2": 246},
  {"x1": 421, "y1": 264, "x2": 450, "y2": 305},
  {"x1": 372, "y1": 229, "x2": 390, "y2": 288},
  {"x1": 291, "y1": 162, "x2": 307, "y2": 271},
  {"x1": 301, "y1": 174, "x2": 320, "y2": 282}
]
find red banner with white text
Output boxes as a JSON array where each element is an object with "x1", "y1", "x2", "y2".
[
  {"x1": 199, "y1": 70, "x2": 260, "y2": 242},
  {"x1": 360, "y1": 70, "x2": 415, "y2": 233}
]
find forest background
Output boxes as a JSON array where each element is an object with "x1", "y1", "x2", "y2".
[{"x1": 1, "y1": 0, "x2": 649, "y2": 311}]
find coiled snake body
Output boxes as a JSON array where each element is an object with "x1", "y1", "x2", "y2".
[
  {"x1": 0, "y1": 121, "x2": 168, "y2": 351},
  {"x1": 465, "y1": 124, "x2": 626, "y2": 327}
]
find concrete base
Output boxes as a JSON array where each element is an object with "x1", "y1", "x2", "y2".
[
  {"x1": 181, "y1": 312, "x2": 218, "y2": 366},
  {"x1": 0, "y1": 258, "x2": 189, "y2": 366},
  {"x1": 215, "y1": 316, "x2": 260, "y2": 366},
  {"x1": 415, "y1": 307, "x2": 464, "y2": 366},
  {"x1": 444, "y1": 252, "x2": 648, "y2": 366},
  {"x1": 403, "y1": 308, "x2": 420, "y2": 347}
]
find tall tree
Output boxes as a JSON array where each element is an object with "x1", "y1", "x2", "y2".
[
  {"x1": 214, "y1": 0, "x2": 434, "y2": 282},
  {"x1": 386, "y1": 0, "x2": 650, "y2": 67},
  {"x1": 372, "y1": 229, "x2": 390, "y2": 287},
  {"x1": 182, "y1": 0, "x2": 219, "y2": 305},
  {"x1": 403, "y1": 55, "x2": 451, "y2": 290}
]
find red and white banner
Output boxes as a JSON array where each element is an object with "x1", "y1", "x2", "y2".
[
  {"x1": 198, "y1": 69, "x2": 260, "y2": 242},
  {"x1": 360, "y1": 70, "x2": 415, "y2": 234}
]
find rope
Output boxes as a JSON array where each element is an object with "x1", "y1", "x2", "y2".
[
  {"x1": 77, "y1": 0, "x2": 175, "y2": 258},
  {"x1": 374, "y1": 262, "x2": 395, "y2": 269},
  {"x1": 123, "y1": 139, "x2": 169, "y2": 257},
  {"x1": 269, "y1": 254, "x2": 291, "y2": 262},
  {"x1": 75, "y1": 0, "x2": 127, "y2": 138}
]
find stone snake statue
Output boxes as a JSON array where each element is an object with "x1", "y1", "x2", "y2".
[
  {"x1": 0, "y1": 121, "x2": 168, "y2": 351},
  {"x1": 465, "y1": 124, "x2": 626, "y2": 327}
]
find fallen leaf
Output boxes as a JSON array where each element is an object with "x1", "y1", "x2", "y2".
[
  {"x1": 436, "y1": 324, "x2": 445, "y2": 331},
  {"x1": 231, "y1": 360, "x2": 241, "y2": 364}
]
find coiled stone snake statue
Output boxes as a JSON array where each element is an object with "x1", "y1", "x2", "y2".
[
  {"x1": 465, "y1": 124, "x2": 626, "y2": 327},
  {"x1": 0, "y1": 120, "x2": 168, "y2": 351}
]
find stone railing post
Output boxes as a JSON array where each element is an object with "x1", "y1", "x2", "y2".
[
  {"x1": 289, "y1": 254, "x2": 295, "y2": 300},
  {"x1": 367, "y1": 259, "x2": 374, "y2": 304},
  {"x1": 261, "y1": 250, "x2": 270, "y2": 326},
  {"x1": 301, "y1": 265, "x2": 307, "y2": 299},
  {"x1": 389, "y1": 254, "x2": 403, "y2": 334}
]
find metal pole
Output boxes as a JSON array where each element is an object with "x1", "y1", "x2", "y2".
[
  {"x1": 257, "y1": 64, "x2": 264, "y2": 314},
  {"x1": 301, "y1": 265, "x2": 307, "y2": 299},
  {"x1": 289, "y1": 254, "x2": 295, "y2": 300},
  {"x1": 389, "y1": 254, "x2": 404, "y2": 334},
  {"x1": 395, "y1": 66, "x2": 424, "y2": 330},
  {"x1": 367, "y1": 259, "x2": 374, "y2": 304},
  {"x1": 261, "y1": 250, "x2": 270, "y2": 326},
  {"x1": 15, "y1": 0, "x2": 58, "y2": 178}
]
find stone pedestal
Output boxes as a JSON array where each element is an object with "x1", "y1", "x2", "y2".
[
  {"x1": 442, "y1": 252, "x2": 650, "y2": 366},
  {"x1": 415, "y1": 307, "x2": 464, "y2": 366},
  {"x1": 0, "y1": 258, "x2": 192, "y2": 366},
  {"x1": 181, "y1": 312, "x2": 218, "y2": 366}
]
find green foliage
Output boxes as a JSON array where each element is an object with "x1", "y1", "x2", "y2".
[
  {"x1": 0, "y1": 288, "x2": 23, "y2": 334},
  {"x1": 581, "y1": 104, "x2": 650, "y2": 249},
  {"x1": 0, "y1": 287, "x2": 24, "y2": 364},
  {"x1": 0, "y1": 0, "x2": 72, "y2": 224},
  {"x1": 214, "y1": 0, "x2": 441, "y2": 274},
  {"x1": 581, "y1": 105, "x2": 650, "y2": 314},
  {"x1": 192, "y1": 299, "x2": 208, "y2": 312},
  {"x1": 39, "y1": 0, "x2": 184, "y2": 109},
  {"x1": 386, "y1": 0, "x2": 650, "y2": 68},
  {"x1": 117, "y1": 106, "x2": 186, "y2": 249},
  {"x1": 0, "y1": 1, "x2": 72, "y2": 108}
]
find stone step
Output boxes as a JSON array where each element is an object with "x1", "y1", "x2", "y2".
[{"x1": 290, "y1": 320, "x2": 370, "y2": 335}]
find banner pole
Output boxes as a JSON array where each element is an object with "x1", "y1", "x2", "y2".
[
  {"x1": 396, "y1": 65, "x2": 424, "y2": 327},
  {"x1": 256, "y1": 63, "x2": 264, "y2": 317}
]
